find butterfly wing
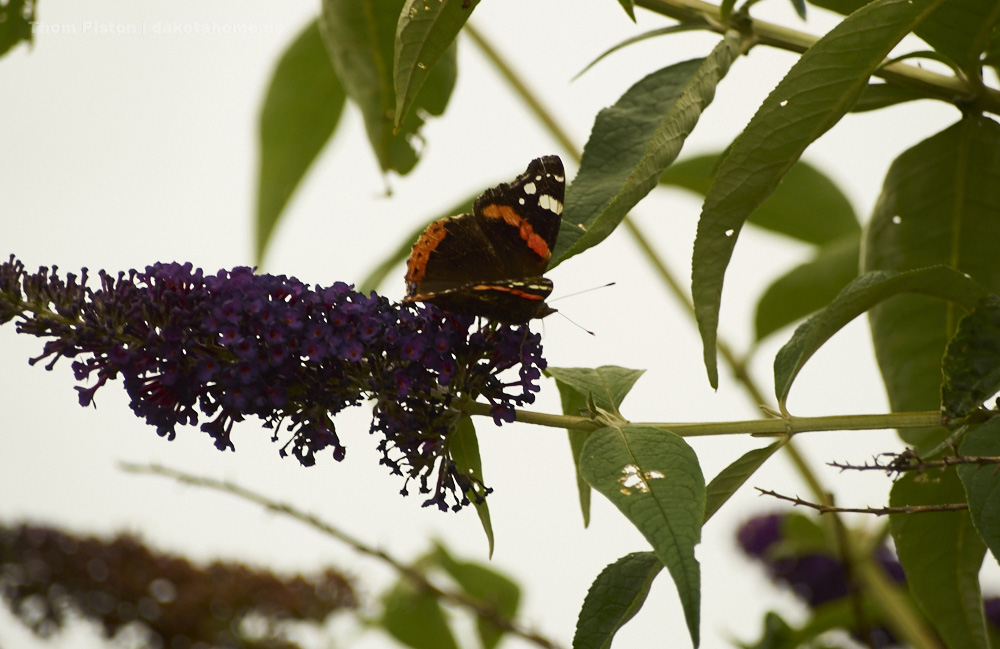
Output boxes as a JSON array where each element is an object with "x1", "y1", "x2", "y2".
[{"x1": 472, "y1": 155, "x2": 564, "y2": 280}]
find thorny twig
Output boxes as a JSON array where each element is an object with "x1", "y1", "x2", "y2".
[
  {"x1": 829, "y1": 450, "x2": 1000, "y2": 476},
  {"x1": 756, "y1": 488, "x2": 969, "y2": 516},
  {"x1": 120, "y1": 462, "x2": 564, "y2": 649}
]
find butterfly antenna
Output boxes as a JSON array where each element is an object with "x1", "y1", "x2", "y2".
[
  {"x1": 548, "y1": 282, "x2": 614, "y2": 336},
  {"x1": 551, "y1": 281, "x2": 616, "y2": 302},
  {"x1": 543, "y1": 282, "x2": 615, "y2": 336},
  {"x1": 556, "y1": 311, "x2": 595, "y2": 336}
]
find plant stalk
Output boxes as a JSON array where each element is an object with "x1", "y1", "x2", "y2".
[{"x1": 459, "y1": 400, "x2": 941, "y2": 437}]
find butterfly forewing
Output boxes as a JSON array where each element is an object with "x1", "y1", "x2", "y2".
[{"x1": 473, "y1": 156, "x2": 564, "y2": 279}]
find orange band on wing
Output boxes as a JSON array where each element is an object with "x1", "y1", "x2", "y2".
[
  {"x1": 480, "y1": 204, "x2": 551, "y2": 261},
  {"x1": 471, "y1": 284, "x2": 547, "y2": 300},
  {"x1": 405, "y1": 220, "x2": 448, "y2": 283}
]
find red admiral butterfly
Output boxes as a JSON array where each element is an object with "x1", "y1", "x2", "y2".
[{"x1": 404, "y1": 156, "x2": 565, "y2": 324}]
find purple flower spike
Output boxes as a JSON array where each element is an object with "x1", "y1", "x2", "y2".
[{"x1": 0, "y1": 256, "x2": 549, "y2": 511}]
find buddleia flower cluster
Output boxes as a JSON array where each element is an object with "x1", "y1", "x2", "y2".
[
  {"x1": 0, "y1": 522, "x2": 357, "y2": 649},
  {"x1": 0, "y1": 256, "x2": 547, "y2": 511},
  {"x1": 738, "y1": 512, "x2": 1000, "y2": 646}
]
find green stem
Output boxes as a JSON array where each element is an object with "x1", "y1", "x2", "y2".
[
  {"x1": 463, "y1": 24, "x2": 580, "y2": 162},
  {"x1": 621, "y1": 217, "x2": 769, "y2": 406},
  {"x1": 634, "y1": 0, "x2": 1000, "y2": 114},
  {"x1": 782, "y1": 443, "x2": 832, "y2": 506},
  {"x1": 460, "y1": 399, "x2": 941, "y2": 437},
  {"x1": 855, "y1": 558, "x2": 941, "y2": 649},
  {"x1": 667, "y1": 411, "x2": 940, "y2": 436}
]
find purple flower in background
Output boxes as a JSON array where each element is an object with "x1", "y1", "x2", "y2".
[
  {"x1": 737, "y1": 513, "x2": 849, "y2": 606},
  {"x1": 737, "y1": 513, "x2": 907, "y2": 607},
  {"x1": 736, "y1": 513, "x2": 784, "y2": 558},
  {"x1": 737, "y1": 512, "x2": 909, "y2": 646},
  {"x1": 986, "y1": 596, "x2": 1000, "y2": 630},
  {"x1": 0, "y1": 257, "x2": 547, "y2": 511},
  {"x1": 771, "y1": 552, "x2": 849, "y2": 607}
]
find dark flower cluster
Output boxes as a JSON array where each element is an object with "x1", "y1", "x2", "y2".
[
  {"x1": 0, "y1": 521, "x2": 357, "y2": 649},
  {"x1": 987, "y1": 597, "x2": 1000, "y2": 632},
  {"x1": 738, "y1": 513, "x2": 906, "y2": 647},
  {"x1": 738, "y1": 512, "x2": 1000, "y2": 647},
  {"x1": 0, "y1": 256, "x2": 547, "y2": 511}
]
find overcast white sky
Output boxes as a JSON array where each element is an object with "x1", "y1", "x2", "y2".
[{"x1": 1, "y1": 1, "x2": 989, "y2": 648}]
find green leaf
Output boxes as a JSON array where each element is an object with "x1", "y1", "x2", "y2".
[
  {"x1": 777, "y1": 513, "x2": 829, "y2": 555},
  {"x1": 864, "y1": 116, "x2": 1000, "y2": 448},
  {"x1": 958, "y1": 417, "x2": 1000, "y2": 564},
  {"x1": 850, "y1": 82, "x2": 928, "y2": 112},
  {"x1": 660, "y1": 153, "x2": 859, "y2": 246},
  {"x1": 881, "y1": 48, "x2": 964, "y2": 76},
  {"x1": 809, "y1": 0, "x2": 1000, "y2": 72},
  {"x1": 449, "y1": 416, "x2": 494, "y2": 557},
  {"x1": 0, "y1": 0, "x2": 35, "y2": 58},
  {"x1": 572, "y1": 552, "x2": 663, "y2": 649},
  {"x1": 704, "y1": 442, "x2": 783, "y2": 523},
  {"x1": 773, "y1": 266, "x2": 989, "y2": 407},
  {"x1": 320, "y1": 0, "x2": 456, "y2": 174},
  {"x1": 693, "y1": 0, "x2": 948, "y2": 389},
  {"x1": 357, "y1": 193, "x2": 477, "y2": 293},
  {"x1": 574, "y1": 25, "x2": 710, "y2": 81},
  {"x1": 942, "y1": 296, "x2": 1000, "y2": 421},
  {"x1": 553, "y1": 33, "x2": 741, "y2": 266},
  {"x1": 915, "y1": 0, "x2": 1000, "y2": 70},
  {"x1": 890, "y1": 468, "x2": 988, "y2": 649},
  {"x1": 755, "y1": 235, "x2": 859, "y2": 341},
  {"x1": 256, "y1": 19, "x2": 346, "y2": 263},
  {"x1": 394, "y1": 0, "x2": 478, "y2": 129},
  {"x1": 617, "y1": 0, "x2": 637, "y2": 21},
  {"x1": 854, "y1": 554, "x2": 940, "y2": 649},
  {"x1": 381, "y1": 579, "x2": 460, "y2": 649},
  {"x1": 580, "y1": 424, "x2": 705, "y2": 646},
  {"x1": 546, "y1": 366, "x2": 645, "y2": 417},
  {"x1": 555, "y1": 376, "x2": 594, "y2": 527},
  {"x1": 742, "y1": 611, "x2": 797, "y2": 649},
  {"x1": 432, "y1": 543, "x2": 520, "y2": 649},
  {"x1": 744, "y1": 598, "x2": 902, "y2": 649}
]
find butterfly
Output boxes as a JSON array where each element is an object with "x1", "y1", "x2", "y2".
[{"x1": 403, "y1": 156, "x2": 565, "y2": 324}]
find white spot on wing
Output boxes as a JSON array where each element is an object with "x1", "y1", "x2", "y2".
[
  {"x1": 539, "y1": 194, "x2": 563, "y2": 215},
  {"x1": 523, "y1": 182, "x2": 537, "y2": 195}
]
